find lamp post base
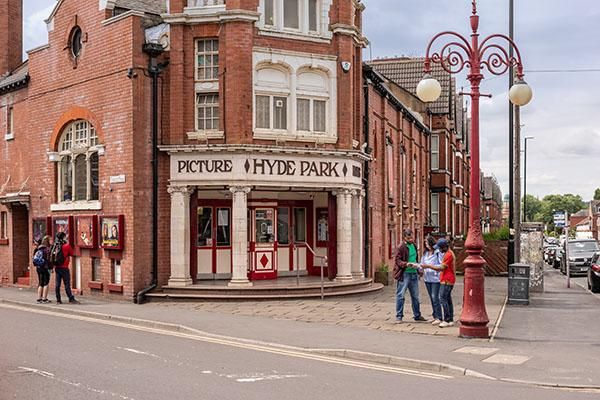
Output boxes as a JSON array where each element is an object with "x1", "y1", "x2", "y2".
[{"x1": 459, "y1": 324, "x2": 489, "y2": 338}]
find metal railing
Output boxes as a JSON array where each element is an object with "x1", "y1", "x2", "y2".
[
  {"x1": 187, "y1": 0, "x2": 225, "y2": 7},
  {"x1": 293, "y1": 241, "x2": 328, "y2": 300}
]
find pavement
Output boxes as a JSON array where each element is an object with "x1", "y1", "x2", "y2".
[{"x1": 1, "y1": 265, "x2": 599, "y2": 391}]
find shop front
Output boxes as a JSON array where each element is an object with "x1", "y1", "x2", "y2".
[{"x1": 163, "y1": 146, "x2": 366, "y2": 287}]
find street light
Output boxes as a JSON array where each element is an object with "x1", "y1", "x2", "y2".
[
  {"x1": 416, "y1": 0, "x2": 532, "y2": 338},
  {"x1": 523, "y1": 136, "x2": 535, "y2": 222}
]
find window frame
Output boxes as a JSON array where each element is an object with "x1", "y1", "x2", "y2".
[
  {"x1": 6, "y1": 106, "x2": 14, "y2": 140},
  {"x1": 296, "y1": 97, "x2": 327, "y2": 133},
  {"x1": 254, "y1": 93, "x2": 290, "y2": 132},
  {"x1": 195, "y1": 93, "x2": 220, "y2": 131},
  {"x1": 0, "y1": 211, "x2": 7, "y2": 240},
  {"x1": 56, "y1": 120, "x2": 101, "y2": 204},
  {"x1": 431, "y1": 134, "x2": 439, "y2": 170},
  {"x1": 195, "y1": 38, "x2": 219, "y2": 82},
  {"x1": 431, "y1": 193, "x2": 440, "y2": 227},
  {"x1": 259, "y1": 0, "x2": 325, "y2": 38}
]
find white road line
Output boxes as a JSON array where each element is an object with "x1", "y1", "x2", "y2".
[
  {"x1": 1, "y1": 303, "x2": 451, "y2": 381},
  {"x1": 17, "y1": 367, "x2": 136, "y2": 400}
]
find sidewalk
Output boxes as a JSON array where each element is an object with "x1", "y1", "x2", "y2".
[{"x1": 1, "y1": 266, "x2": 599, "y2": 389}]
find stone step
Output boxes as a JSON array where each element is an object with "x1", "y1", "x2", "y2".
[{"x1": 146, "y1": 282, "x2": 384, "y2": 301}]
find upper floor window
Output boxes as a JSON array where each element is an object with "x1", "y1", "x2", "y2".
[
  {"x1": 6, "y1": 106, "x2": 14, "y2": 140},
  {"x1": 0, "y1": 211, "x2": 7, "y2": 239},
  {"x1": 260, "y1": 0, "x2": 327, "y2": 37},
  {"x1": 195, "y1": 39, "x2": 219, "y2": 81},
  {"x1": 254, "y1": 64, "x2": 331, "y2": 137},
  {"x1": 431, "y1": 135, "x2": 439, "y2": 170},
  {"x1": 57, "y1": 120, "x2": 100, "y2": 202},
  {"x1": 196, "y1": 94, "x2": 220, "y2": 131},
  {"x1": 431, "y1": 193, "x2": 439, "y2": 227}
]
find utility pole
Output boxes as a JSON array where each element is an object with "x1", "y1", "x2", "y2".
[{"x1": 514, "y1": 101, "x2": 521, "y2": 262}]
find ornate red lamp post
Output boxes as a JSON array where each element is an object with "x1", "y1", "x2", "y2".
[{"x1": 416, "y1": 0, "x2": 532, "y2": 338}]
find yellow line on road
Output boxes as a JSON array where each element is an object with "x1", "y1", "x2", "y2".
[{"x1": 0, "y1": 303, "x2": 452, "y2": 380}]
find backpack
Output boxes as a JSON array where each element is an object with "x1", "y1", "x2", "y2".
[
  {"x1": 32, "y1": 248, "x2": 46, "y2": 268},
  {"x1": 50, "y1": 241, "x2": 65, "y2": 267}
]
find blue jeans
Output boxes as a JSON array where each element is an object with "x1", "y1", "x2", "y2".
[
  {"x1": 425, "y1": 282, "x2": 442, "y2": 321},
  {"x1": 396, "y1": 272, "x2": 421, "y2": 320},
  {"x1": 439, "y1": 284, "x2": 454, "y2": 322},
  {"x1": 55, "y1": 268, "x2": 75, "y2": 302}
]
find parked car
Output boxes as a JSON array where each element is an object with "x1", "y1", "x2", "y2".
[
  {"x1": 560, "y1": 239, "x2": 600, "y2": 276},
  {"x1": 588, "y1": 252, "x2": 600, "y2": 293}
]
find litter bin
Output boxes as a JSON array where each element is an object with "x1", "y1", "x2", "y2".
[{"x1": 508, "y1": 263, "x2": 530, "y2": 305}]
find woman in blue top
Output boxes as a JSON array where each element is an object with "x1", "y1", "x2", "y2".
[{"x1": 421, "y1": 236, "x2": 442, "y2": 325}]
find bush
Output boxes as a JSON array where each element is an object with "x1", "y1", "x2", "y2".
[
  {"x1": 377, "y1": 262, "x2": 389, "y2": 273},
  {"x1": 483, "y1": 225, "x2": 509, "y2": 241}
]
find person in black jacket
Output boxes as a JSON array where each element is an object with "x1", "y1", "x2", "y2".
[{"x1": 34, "y1": 235, "x2": 52, "y2": 304}]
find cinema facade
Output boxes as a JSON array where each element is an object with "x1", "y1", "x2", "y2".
[
  {"x1": 0, "y1": 0, "x2": 461, "y2": 300},
  {"x1": 165, "y1": 147, "x2": 367, "y2": 288}
]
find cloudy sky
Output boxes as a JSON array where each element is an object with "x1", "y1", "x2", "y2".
[{"x1": 23, "y1": 1, "x2": 600, "y2": 201}]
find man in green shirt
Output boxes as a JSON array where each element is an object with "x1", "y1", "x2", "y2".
[{"x1": 393, "y1": 229, "x2": 426, "y2": 322}]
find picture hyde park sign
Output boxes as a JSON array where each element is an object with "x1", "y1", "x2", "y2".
[{"x1": 171, "y1": 153, "x2": 362, "y2": 185}]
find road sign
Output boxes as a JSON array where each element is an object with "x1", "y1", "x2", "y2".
[{"x1": 553, "y1": 212, "x2": 566, "y2": 228}]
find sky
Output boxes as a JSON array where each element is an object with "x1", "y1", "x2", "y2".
[{"x1": 22, "y1": 1, "x2": 600, "y2": 202}]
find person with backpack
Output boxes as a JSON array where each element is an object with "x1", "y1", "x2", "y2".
[
  {"x1": 51, "y1": 231, "x2": 79, "y2": 304},
  {"x1": 33, "y1": 235, "x2": 52, "y2": 303}
]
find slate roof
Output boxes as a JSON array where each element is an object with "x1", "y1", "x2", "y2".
[
  {"x1": 0, "y1": 61, "x2": 29, "y2": 94},
  {"x1": 114, "y1": 0, "x2": 167, "y2": 15},
  {"x1": 368, "y1": 58, "x2": 454, "y2": 115}
]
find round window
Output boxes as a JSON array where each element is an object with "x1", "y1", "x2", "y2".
[{"x1": 70, "y1": 26, "x2": 83, "y2": 57}]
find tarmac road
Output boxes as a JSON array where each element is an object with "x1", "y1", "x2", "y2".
[{"x1": 1, "y1": 305, "x2": 598, "y2": 400}]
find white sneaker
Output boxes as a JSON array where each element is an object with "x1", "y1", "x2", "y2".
[
  {"x1": 439, "y1": 321, "x2": 454, "y2": 328},
  {"x1": 431, "y1": 319, "x2": 441, "y2": 325}
]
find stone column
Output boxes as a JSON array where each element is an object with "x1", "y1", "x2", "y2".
[
  {"x1": 335, "y1": 189, "x2": 353, "y2": 282},
  {"x1": 351, "y1": 190, "x2": 365, "y2": 279},
  {"x1": 168, "y1": 185, "x2": 193, "y2": 287},
  {"x1": 229, "y1": 186, "x2": 252, "y2": 286}
]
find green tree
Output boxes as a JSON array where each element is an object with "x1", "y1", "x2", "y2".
[
  {"x1": 522, "y1": 194, "x2": 542, "y2": 222},
  {"x1": 538, "y1": 194, "x2": 586, "y2": 231},
  {"x1": 594, "y1": 188, "x2": 600, "y2": 201}
]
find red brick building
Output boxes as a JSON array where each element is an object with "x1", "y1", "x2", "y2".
[
  {"x1": 0, "y1": 0, "x2": 164, "y2": 296},
  {"x1": 363, "y1": 65, "x2": 431, "y2": 272},
  {"x1": 369, "y1": 58, "x2": 470, "y2": 240},
  {"x1": 481, "y1": 175, "x2": 503, "y2": 233},
  {"x1": 0, "y1": 0, "x2": 377, "y2": 298}
]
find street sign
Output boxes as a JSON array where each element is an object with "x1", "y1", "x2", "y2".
[{"x1": 553, "y1": 212, "x2": 566, "y2": 228}]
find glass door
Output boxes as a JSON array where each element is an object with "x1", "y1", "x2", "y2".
[{"x1": 250, "y1": 208, "x2": 277, "y2": 280}]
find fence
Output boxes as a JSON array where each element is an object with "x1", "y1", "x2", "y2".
[{"x1": 454, "y1": 239, "x2": 508, "y2": 276}]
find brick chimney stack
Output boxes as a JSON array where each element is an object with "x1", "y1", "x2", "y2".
[{"x1": 0, "y1": 0, "x2": 23, "y2": 76}]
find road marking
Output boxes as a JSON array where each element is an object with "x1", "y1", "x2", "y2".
[
  {"x1": 16, "y1": 367, "x2": 136, "y2": 400},
  {"x1": 1, "y1": 303, "x2": 451, "y2": 381},
  {"x1": 454, "y1": 346, "x2": 499, "y2": 356},
  {"x1": 117, "y1": 347, "x2": 162, "y2": 359},
  {"x1": 482, "y1": 354, "x2": 531, "y2": 365}
]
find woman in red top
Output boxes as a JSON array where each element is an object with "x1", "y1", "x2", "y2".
[{"x1": 422, "y1": 239, "x2": 455, "y2": 327}]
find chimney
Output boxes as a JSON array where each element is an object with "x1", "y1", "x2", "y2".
[{"x1": 0, "y1": 0, "x2": 23, "y2": 76}]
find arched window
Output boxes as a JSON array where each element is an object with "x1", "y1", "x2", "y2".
[
  {"x1": 296, "y1": 69, "x2": 329, "y2": 134},
  {"x1": 254, "y1": 65, "x2": 291, "y2": 131},
  {"x1": 57, "y1": 120, "x2": 100, "y2": 202}
]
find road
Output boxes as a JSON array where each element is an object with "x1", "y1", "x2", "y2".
[{"x1": 0, "y1": 304, "x2": 597, "y2": 400}]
